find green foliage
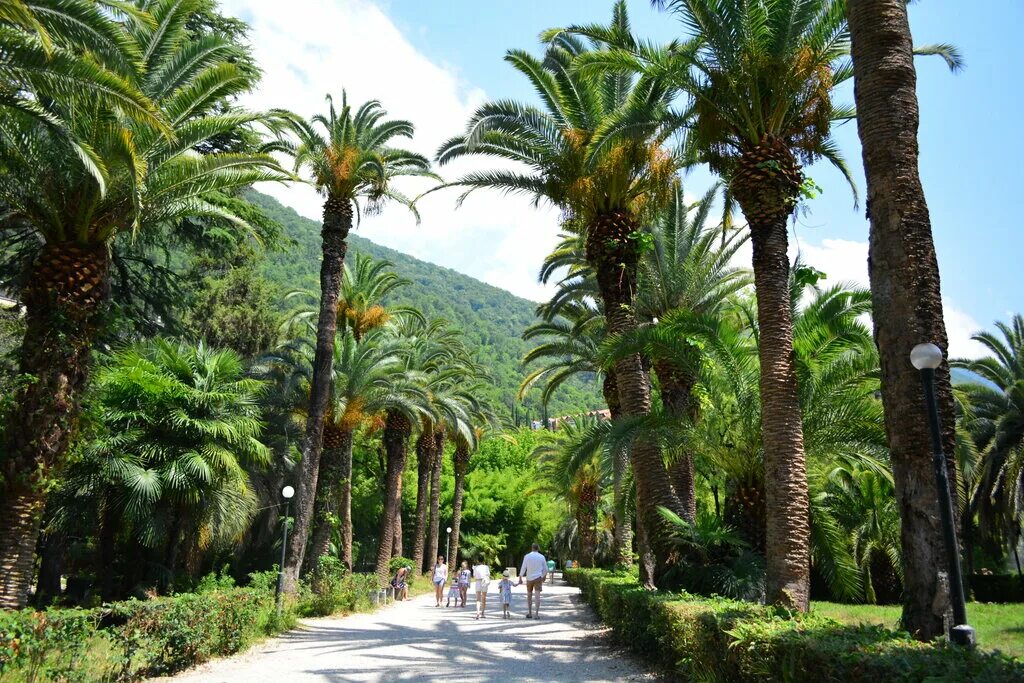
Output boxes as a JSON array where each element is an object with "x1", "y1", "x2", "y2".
[
  {"x1": 298, "y1": 556, "x2": 378, "y2": 617},
  {"x1": 566, "y1": 569, "x2": 1024, "y2": 681},
  {"x1": 0, "y1": 573, "x2": 290, "y2": 681},
  {"x1": 388, "y1": 556, "x2": 415, "y2": 575}
]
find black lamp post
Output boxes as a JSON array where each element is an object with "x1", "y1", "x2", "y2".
[
  {"x1": 910, "y1": 343, "x2": 976, "y2": 647},
  {"x1": 275, "y1": 485, "x2": 295, "y2": 618}
]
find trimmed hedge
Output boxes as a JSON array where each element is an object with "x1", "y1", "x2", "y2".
[{"x1": 566, "y1": 568, "x2": 1024, "y2": 682}]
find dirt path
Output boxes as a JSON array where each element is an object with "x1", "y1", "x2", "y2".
[{"x1": 165, "y1": 578, "x2": 650, "y2": 682}]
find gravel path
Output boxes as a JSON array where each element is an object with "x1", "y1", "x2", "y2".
[{"x1": 164, "y1": 578, "x2": 650, "y2": 682}]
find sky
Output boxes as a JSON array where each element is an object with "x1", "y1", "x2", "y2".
[{"x1": 220, "y1": 0, "x2": 1023, "y2": 359}]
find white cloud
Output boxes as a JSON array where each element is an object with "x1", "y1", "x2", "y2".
[{"x1": 219, "y1": 0, "x2": 560, "y2": 301}]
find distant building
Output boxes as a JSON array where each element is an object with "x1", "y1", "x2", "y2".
[{"x1": 530, "y1": 408, "x2": 612, "y2": 431}]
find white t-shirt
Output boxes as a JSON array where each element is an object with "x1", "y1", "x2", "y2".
[
  {"x1": 472, "y1": 563, "x2": 491, "y2": 591},
  {"x1": 432, "y1": 563, "x2": 448, "y2": 583},
  {"x1": 520, "y1": 551, "x2": 548, "y2": 581}
]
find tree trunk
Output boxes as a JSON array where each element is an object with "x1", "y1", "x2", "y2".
[
  {"x1": 375, "y1": 410, "x2": 411, "y2": 586},
  {"x1": 603, "y1": 370, "x2": 632, "y2": 566},
  {"x1": 1, "y1": 242, "x2": 109, "y2": 609},
  {"x1": 282, "y1": 195, "x2": 351, "y2": 592},
  {"x1": 655, "y1": 360, "x2": 699, "y2": 523},
  {"x1": 98, "y1": 493, "x2": 118, "y2": 601},
  {"x1": 392, "y1": 496, "x2": 403, "y2": 559},
  {"x1": 34, "y1": 527, "x2": 65, "y2": 607},
  {"x1": 448, "y1": 440, "x2": 470, "y2": 574},
  {"x1": 307, "y1": 426, "x2": 352, "y2": 570},
  {"x1": 847, "y1": 0, "x2": 958, "y2": 640},
  {"x1": 636, "y1": 509, "x2": 656, "y2": 589},
  {"x1": 426, "y1": 429, "x2": 445, "y2": 573},
  {"x1": 412, "y1": 429, "x2": 434, "y2": 572},
  {"x1": 585, "y1": 210, "x2": 684, "y2": 585},
  {"x1": 747, "y1": 214, "x2": 811, "y2": 611}
]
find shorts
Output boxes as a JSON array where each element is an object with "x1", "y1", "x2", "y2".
[
  {"x1": 476, "y1": 580, "x2": 490, "y2": 593},
  {"x1": 433, "y1": 577, "x2": 446, "y2": 586},
  {"x1": 526, "y1": 577, "x2": 544, "y2": 594}
]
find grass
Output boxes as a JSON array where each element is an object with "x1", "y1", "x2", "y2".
[{"x1": 813, "y1": 601, "x2": 1024, "y2": 660}]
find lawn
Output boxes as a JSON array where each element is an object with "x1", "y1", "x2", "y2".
[{"x1": 813, "y1": 601, "x2": 1024, "y2": 660}]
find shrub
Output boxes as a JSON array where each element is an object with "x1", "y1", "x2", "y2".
[
  {"x1": 299, "y1": 556, "x2": 378, "y2": 617},
  {"x1": 0, "y1": 608, "x2": 101, "y2": 681},
  {"x1": 566, "y1": 568, "x2": 1024, "y2": 682},
  {"x1": 389, "y1": 556, "x2": 416, "y2": 581}
]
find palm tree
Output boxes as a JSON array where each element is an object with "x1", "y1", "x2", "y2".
[
  {"x1": 533, "y1": 416, "x2": 611, "y2": 568},
  {"x1": 259, "y1": 327, "x2": 421, "y2": 571},
  {"x1": 74, "y1": 339, "x2": 270, "y2": 589},
  {"x1": 0, "y1": 0, "x2": 288, "y2": 609},
  {"x1": 283, "y1": 253, "x2": 424, "y2": 342},
  {"x1": 645, "y1": 0, "x2": 862, "y2": 611},
  {"x1": 280, "y1": 94, "x2": 435, "y2": 591},
  {"x1": 846, "y1": 0, "x2": 965, "y2": 639},
  {"x1": 436, "y1": 4, "x2": 687, "y2": 582},
  {"x1": 633, "y1": 184, "x2": 749, "y2": 522},
  {"x1": 954, "y1": 316, "x2": 1024, "y2": 570}
]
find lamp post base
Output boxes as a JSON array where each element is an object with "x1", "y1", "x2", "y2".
[{"x1": 951, "y1": 624, "x2": 976, "y2": 648}]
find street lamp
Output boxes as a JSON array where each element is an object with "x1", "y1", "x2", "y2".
[
  {"x1": 446, "y1": 526, "x2": 453, "y2": 562},
  {"x1": 910, "y1": 343, "x2": 976, "y2": 647},
  {"x1": 275, "y1": 485, "x2": 295, "y2": 618}
]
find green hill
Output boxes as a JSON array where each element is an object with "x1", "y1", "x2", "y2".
[{"x1": 247, "y1": 190, "x2": 600, "y2": 420}]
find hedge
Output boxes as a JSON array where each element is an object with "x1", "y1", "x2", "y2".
[
  {"x1": 565, "y1": 568, "x2": 1024, "y2": 682},
  {"x1": 0, "y1": 584, "x2": 290, "y2": 681}
]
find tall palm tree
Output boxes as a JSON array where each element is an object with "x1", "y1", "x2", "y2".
[
  {"x1": 647, "y1": 0, "x2": 861, "y2": 611},
  {"x1": 846, "y1": 0, "x2": 965, "y2": 639},
  {"x1": 0, "y1": 0, "x2": 288, "y2": 609},
  {"x1": 954, "y1": 316, "x2": 1024, "y2": 569},
  {"x1": 436, "y1": 4, "x2": 687, "y2": 583},
  {"x1": 280, "y1": 94, "x2": 435, "y2": 591},
  {"x1": 633, "y1": 184, "x2": 749, "y2": 522}
]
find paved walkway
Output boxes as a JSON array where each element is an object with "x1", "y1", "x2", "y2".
[{"x1": 166, "y1": 578, "x2": 650, "y2": 682}]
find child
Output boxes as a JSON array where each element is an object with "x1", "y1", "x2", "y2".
[
  {"x1": 446, "y1": 576, "x2": 460, "y2": 607},
  {"x1": 498, "y1": 569, "x2": 514, "y2": 619},
  {"x1": 458, "y1": 560, "x2": 472, "y2": 607}
]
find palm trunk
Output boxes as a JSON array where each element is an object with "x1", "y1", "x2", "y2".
[
  {"x1": 392, "y1": 497, "x2": 403, "y2": 558},
  {"x1": 603, "y1": 370, "x2": 632, "y2": 566},
  {"x1": 748, "y1": 214, "x2": 811, "y2": 611},
  {"x1": 586, "y1": 210, "x2": 683, "y2": 586},
  {"x1": 307, "y1": 426, "x2": 353, "y2": 570},
  {"x1": 282, "y1": 194, "x2": 351, "y2": 592},
  {"x1": 655, "y1": 360, "x2": 699, "y2": 523},
  {"x1": 448, "y1": 440, "x2": 470, "y2": 573},
  {"x1": 426, "y1": 429, "x2": 445, "y2": 573},
  {"x1": 412, "y1": 429, "x2": 435, "y2": 572},
  {"x1": 339, "y1": 429, "x2": 355, "y2": 570},
  {"x1": 34, "y1": 526, "x2": 65, "y2": 608},
  {"x1": 847, "y1": 0, "x2": 958, "y2": 639},
  {"x1": 98, "y1": 492, "x2": 118, "y2": 601},
  {"x1": 1, "y1": 242, "x2": 109, "y2": 609},
  {"x1": 375, "y1": 409, "x2": 411, "y2": 586}
]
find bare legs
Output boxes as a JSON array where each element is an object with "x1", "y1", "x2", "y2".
[{"x1": 475, "y1": 590, "x2": 487, "y2": 619}]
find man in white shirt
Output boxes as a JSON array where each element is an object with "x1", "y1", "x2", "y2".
[{"x1": 517, "y1": 543, "x2": 548, "y2": 618}]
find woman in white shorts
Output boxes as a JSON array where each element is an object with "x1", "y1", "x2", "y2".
[{"x1": 472, "y1": 557, "x2": 491, "y2": 619}]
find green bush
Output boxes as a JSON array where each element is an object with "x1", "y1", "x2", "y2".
[
  {"x1": 0, "y1": 608, "x2": 101, "y2": 681},
  {"x1": 0, "y1": 572, "x2": 290, "y2": 681},
  {"x1": 299, "y1": 556, "x2": 378, "y2": 617},
  {"x1": 566, "y1": 568, "x2": 1024, "y2": 682},
  {"x1": 388, "y1": 556, "x2": 415, "y2": 579}
]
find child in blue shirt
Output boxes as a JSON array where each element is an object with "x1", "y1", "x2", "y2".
[{"x1": 498, "y1": 570, "x2": 514, "y2": 618}]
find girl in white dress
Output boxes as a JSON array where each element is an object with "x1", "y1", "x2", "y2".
[{"x1": 472, "y1": 558, "x2": 491, "y2": 619}]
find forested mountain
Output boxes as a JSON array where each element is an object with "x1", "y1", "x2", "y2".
[{"x1": 248, "y1": 190, "x2": 600, "y2": 419}]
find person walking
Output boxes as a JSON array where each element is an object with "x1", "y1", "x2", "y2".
[
  {"x1": 472, "y1": 557, "x2": 491, "y2": 619},
  {"x1": 498, "y1": 570, "x2": 514, "y2": 618},
  {"x1": 431, "y1": 556, "x2": 448, "y2": 607},
  {"x1": 518, "y1": 543, "x2": 548, "y2": 618},
  {"x1": 458, "y1": 560, "x2": 472, "y2": 607}
]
